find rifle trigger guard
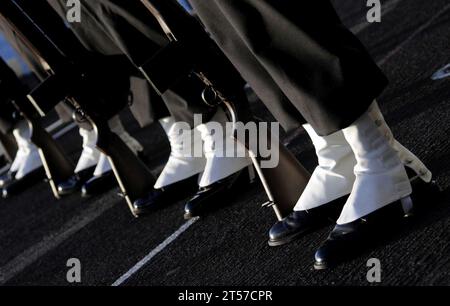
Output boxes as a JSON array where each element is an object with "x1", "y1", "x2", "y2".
[{"x1": 201, "y1": 86, "x2": 220, "y2": 108}]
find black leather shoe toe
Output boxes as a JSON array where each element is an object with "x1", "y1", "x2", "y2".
[
  {"x1": 0, "y1": 171, "x2": 15, "y2": 188},
  {"x1": 268, "y1": 197, "x2": 346, "y2": 247},
  {"x1": 184, "y1": 170, "x2": 251, "y2": 220},
  {"x1": 132, "y1": 189, "x2": 165, "y2": 216},
  {"x1": 57, "y1": 175, "x2": 82, "y2": 196},
  {"x1": 314, "y1": 220, "x2": 369, "y2": 270},
  {"x1": 57, "y1": 166, "x2": 96, "y2": 196},
  {"x1": 2, "y1": 167, "x2": 45, "y2": 198},
  {"x1": 81, "y1": 170, "x2": 116, "y2": 197},
  {"x1": 269, "y1": 211, "x2": 323, "y2": 247},
  {"x1": 184, "y1": 185, "x2": 218, "y2": 219}
]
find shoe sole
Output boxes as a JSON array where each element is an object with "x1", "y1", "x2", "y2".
[
  {"x1": 267, "y1": 220, "x2": 332, "y2": 247},
  {"x1": 184, "y1": 212, "x2": 197, "y2": 220},
  {"x1": 267, "y1": 230, "x2": 307, "y2": 247},
  {"x1": 183, "y1": 170, "x2": 254, "y2": 220},
  {"x1": 314, "y1": 262, "x2": 329, "y2": 270}
]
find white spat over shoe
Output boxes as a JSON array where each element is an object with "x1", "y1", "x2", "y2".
[
  {"x1": 12, "y1": 121, "x2": 42, "y2": 180},
  {"x1": 154, "y1": 117, "x2": 206, "y2": 189},
  {"x1": 74, "y1": 128, "x2": 100, "y2": 174},
  {"x1": 93, "y1": 153, "x2": 112, "y2": 177},
  {"x1": 196, "y1": 109, "x2": 252, "y2": 188},
  {"x1": 294, "y1": 124, "x2": 356, "y2": 212},
  {"x1": 368, "y1": 101, "x2": 432, "y2": 183},
  {"x1": 338, "y1": 109, "x2": 412, "y2": 225},
  {"x1": 294, "y1": 101, "x2": 431, "y2": 215}
]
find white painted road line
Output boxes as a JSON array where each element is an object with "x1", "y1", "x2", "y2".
[
  {"x1": 112, "y1": 217, "x2": 200, "y2": 287},
  {"x1": 431, "y1": 64, "x2": 450, "y2": 81},
  {"x1": 0, "y1": 194, "x2": 118, "y2": 285}
]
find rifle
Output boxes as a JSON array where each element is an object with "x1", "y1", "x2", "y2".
[
  {"x1": 138, "y1": 0, "x2": 310, "y2": 220},
  {"x1": 0, "y1": 0, "x2": 159, "y2": 215}
]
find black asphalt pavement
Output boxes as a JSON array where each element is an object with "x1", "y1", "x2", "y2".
[{"x1": 1, "y1": 0, "x2": 449, "y2": 286}]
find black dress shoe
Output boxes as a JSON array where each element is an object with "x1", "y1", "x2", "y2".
[
  {"x1": 133, "y1": 176, "x2": 199, "y2": 217},
  {"x1": 268, "y1": 198, "x2": 345, "y2": 247},
  {"x1": 57, "y1": 166, "x2": 96, "y2": 196},
  {"x1": 314, "y1": 219, "x2": 370, "y2": 270},
  {"x1": 81, "y1": 170, "x2": 116, "y2": 197},
  {"x1": 313, "y1": 197, "x2": 418, "y2": 271},
  {"x1": 184, "y1": 169, "x2": 252, "y2": 220},
  {"x1": 2, "y1": 167, "x2": 45, "y2": 198},
  {"x1": 313, "y1": 177, "x2": 441, "y2": 270},
  {"x1": 268, "y1": 211, "x2": 324, "y2": 247},
  {"x1": 132, "y1": 189, "x2": 166, "y2": 216},
  {"x1": 312, "y1": 179, "x2": 442, "y2": 270},
  {"x1": 0, "y1": 171, "x2": 16, "y2": 188}
]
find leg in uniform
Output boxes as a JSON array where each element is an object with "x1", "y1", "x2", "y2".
[{"x1": 60, "y1": 0, "x2": 256, "y2": 218}]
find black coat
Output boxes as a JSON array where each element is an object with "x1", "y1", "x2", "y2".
[
  {"x1": 188, "y1": 0, "x2": 388, "y2": 135},
  {"x1": 62, "y1": 0, "x2": 249, "y2": 127},
  {"x1": 47, "y1": 0, "x2": 170, "y2": 127}
]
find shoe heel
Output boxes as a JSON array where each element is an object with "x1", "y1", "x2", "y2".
[{"x1": 400, "y1": 196, "x2": 414, "y2": 218}]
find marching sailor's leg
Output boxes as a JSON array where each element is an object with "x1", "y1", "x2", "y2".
[
  {"x1": 313, "y1": 107, "x2": 420, "y2": 270},
  {"x1": 2, "y1": 120, "x2": 44, "y2": 197},
  {"x1": 57, "y1": 126, "x2": 100, "y2": 196},
  {"x1": 268, "y1": 126, "x2": 355, "y2": 246},
  {"x1": 81, "y1": 152, "x2": 115, "y2": 198},
  {"x1": 0, "y1": 130, "x2": 27, "y2": 188},
  {"x1": 184, "y1": 109, "x2": 253, "y2": 219},
  {"x1": 269, "y1": 102, "x2": 433, "y2": 246},
  {"x1": 73, "y1": 128, "x2": 100, "y2": 175},
  {"x1": 154, "y1": 116, "x2": 206, "y2": 190},
  {"x1": 82, "y1": 115, "x2": 143, "y2": 198}
]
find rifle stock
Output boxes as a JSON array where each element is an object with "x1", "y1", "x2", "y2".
[
  {"x1": 95, "y1": 122, "x2": 157, "y2": 216},
  {"x1": 28, "y1": 119, "x2": 74, "y2": 198}
]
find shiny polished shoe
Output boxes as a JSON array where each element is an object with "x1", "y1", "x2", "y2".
[
  {"x1": 81, "y1": 170, "x2": 116, "y2": 197},
  {"x1": 184, "y1": 168, "x2": 254, "y2": 220},
  {"x1": 269, "y1": 172, "x2": 433, "y2": 249},
  {"x1": 0, "y1": 171, "x2": 16, "y2": 188},
  {"x1": 134, "y1": 175, "x2": 199, "y2": 217},
  {"x1": 314, "y1": 177, "x2": 441, "y2": 270},
  {"x1": 2, "y1": 167, "x2": 45, "y2": 198},
  {"x1": 314, "y1": 219, "x2": 369, "y2": 270},
  {"x1": 57, "y1": 166, "x2": 96, "y2": 196},
  {"x1": 132, "y1": 189, "x2": 166, "y2": 216},
  {"x1": 313, "y1": 183, "x2": 436, "y2": 270},
  {"x1": 268, "y1": 198, "x2": 345, "y2": 247}
]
